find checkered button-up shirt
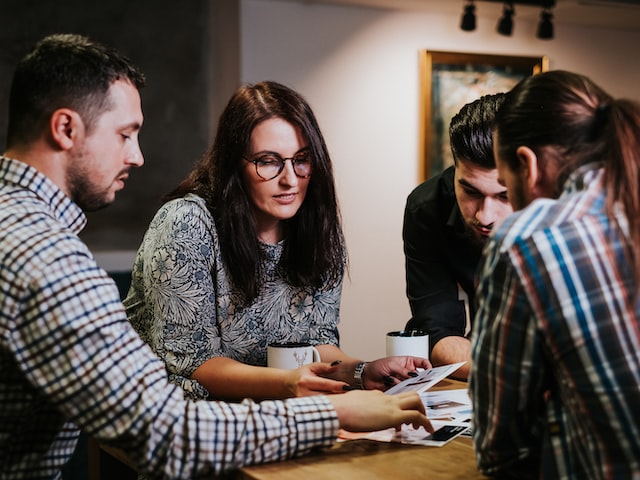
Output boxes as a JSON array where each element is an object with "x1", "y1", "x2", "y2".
[
  {"x1": 470, "y1": 164, "x2": 640, "y2": 479},
  {"x1": 0, "y1": 156, "x2": 338, "y2": 479}
]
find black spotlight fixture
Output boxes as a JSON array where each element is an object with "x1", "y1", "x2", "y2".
[
  {"x1": 537, "y1": 5, "x2": 554, "y2": 40},
  {"x1": 496, "y1": 1, "x2": 515, "y2": 36},
  {"x1": 460, "y1": 0, "x2": 476, "y2": 32}
]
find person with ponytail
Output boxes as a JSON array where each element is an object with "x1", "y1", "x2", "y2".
[{"x1": 470, "y1": 70, "x2": 640, "y2": 478}]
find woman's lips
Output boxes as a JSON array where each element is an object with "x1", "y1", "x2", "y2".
[{"x1": 274, "y1": 192, "x2": 297, "y2": 204}]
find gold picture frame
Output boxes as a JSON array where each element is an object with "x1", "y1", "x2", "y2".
[{"x1": 419, "y1": 50, "x2": 548, "y2": 181}]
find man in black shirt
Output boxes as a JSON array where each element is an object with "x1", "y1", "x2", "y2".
[{"x1": 403, "y1": 94, "x2": 511, "y2": 379}]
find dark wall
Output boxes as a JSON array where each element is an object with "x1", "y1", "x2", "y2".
[{"x1": 0, "y1": 0, "x2": 230, "y2": 251}]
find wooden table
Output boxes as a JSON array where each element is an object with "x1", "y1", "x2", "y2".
[{"x1": 236, "y1": 379, "x2": 487, "y2": 480}]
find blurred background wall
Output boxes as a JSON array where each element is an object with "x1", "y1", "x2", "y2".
[{"x1": 2, "y1": 0, "x2": 639, "y2": 363}]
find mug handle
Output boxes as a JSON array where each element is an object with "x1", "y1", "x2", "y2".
[{"x1": 311, "y1": 347, "x2": 321, "y2": 363}]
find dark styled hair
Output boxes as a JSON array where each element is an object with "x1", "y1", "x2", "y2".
[
  {"x1": 166, "y1": 81, "x2": 345, "y2": 301},
  {"x1": 6, "y1": 33, "x2": 145, "y2": 147},
  {"x1": 495, "y1": 69, "x2": 640, "y2": 277},
  {"x1": 449, "y1": 92, "x2": 507, "y2": 169}
]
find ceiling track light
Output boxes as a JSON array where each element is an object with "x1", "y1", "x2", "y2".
[
  {"x1": 497, "y1": 1, "x2": 515, "y2": 36},
  {"x1": 460, "y1": 0, "x2": 477, "y2": 32},
  {"x1": 460, "y1": 0, "x2": 555, "y2": 39},
  {"x1": 537, "y1": 5, "x2": 555, "y2": 39}
]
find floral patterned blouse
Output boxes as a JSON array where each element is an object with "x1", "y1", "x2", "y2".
[{"x1": 124, "y1": 194, "x2": 343, "y2": 399}]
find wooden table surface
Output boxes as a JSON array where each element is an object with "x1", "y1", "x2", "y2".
[{"x1": 236, "y1": 379, "x2": 487, "y2": 480}]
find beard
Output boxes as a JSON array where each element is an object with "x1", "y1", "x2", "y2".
[
  {"x1": 66, "y1": 154, "x2": 117, "y2": 212},
  {"x1": 507, "y1": 177, "x2": 530, "y2": 211},
  {"x1": 461, "y1": 219, "x2": 487, "y2": 250}
]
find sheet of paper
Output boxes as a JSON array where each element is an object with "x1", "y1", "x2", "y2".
[
  {"x1": 340, "y1": 420, "x2": 468, "y2": 447},
  {"x1": 338, "y1": 385, "x2": 474, "y2": 445},
  {"x1": 423, "y1": 388, "x2": 473, "y2": 438},
  {"x1": 340, "y1": 370, "x2": 473, "y2": 445},
  {"x1": 423, "y1": 388, "x2": 472, "y2": 420},
  {"x1": 408, "y1": 423, "x2": 469, "y2": 446},
  {"x1": 384, "y1": 362, "x2": 466, "y2": 395}
]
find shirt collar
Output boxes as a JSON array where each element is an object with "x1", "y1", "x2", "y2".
[
  {"x1": 0, "y1": 156, "x2": 87, "y2": 233},
  {"x1": 563, "y1": 162, "x2": 605, "y2": 195}
]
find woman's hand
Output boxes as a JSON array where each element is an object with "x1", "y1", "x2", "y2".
[
  {"x1": 192, "y1": 356, "x2": 350, "y2": 401},
  {"x1": 364, "y1": 356, "x2": 432, "y2": 391},
  {"x1": 284, "y1": 362, "x2": 351, "y2": 397}
]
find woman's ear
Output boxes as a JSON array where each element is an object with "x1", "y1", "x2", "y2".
[
  {"x1": 516, "y1": 146, "x2": 539, "y2": 192},
  {"x1": 49, "y1": 108, "x2": 82, "y2": 150}
]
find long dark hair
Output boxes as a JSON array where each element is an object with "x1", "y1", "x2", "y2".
[
  {"x1": 166, "y1": 81, "x2": 345, "y2": 301},
  {"x1": 495, "y1": 70, "x2": 640, "y2": 278}
]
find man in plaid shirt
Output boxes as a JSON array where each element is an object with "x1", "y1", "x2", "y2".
[
  {"x1": 470, "y1": 70, "x2": 640, "y2": 479},
  {"x1": 0, "y1": 33, "x2": 430, "y2": 479}
]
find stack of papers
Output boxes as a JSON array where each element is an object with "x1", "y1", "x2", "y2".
[{"x1": 339, "y1": 362, "x2": 472, "y2": 447}]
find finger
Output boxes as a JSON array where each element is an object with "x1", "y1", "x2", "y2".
[
  {"x1": 410, "y1": 356, "x2": 432, "y2": 370},
  {"x1": 393, "y1": 356, "x2": 429, "y2": 371},
  {"x1": 383, "y1": 369, "x2": 418, "y2": 382},
  {"x1": 394, "y1": 392, "x2": 426, "y2": 414},
  {"x1": 388, "y1": 394, "x2": 433, "y2": 433},
  {"x1": 308, "y1": 361, "x2": 341, "y2": 375},
  {"x1": 394, "y1": 394, "x2": 433, "y2": 433},
  {"x1": 408, "y1": 413, "x2": 434, "y2": 433},
  {"x1": 306, "y1": 377, "x2": 351, "y2": 394},
  {"x1": 393, "y1": 415, "x2": 433, "y2": 433},
  {"x1": 389, "y1": 358, "x2": 430, "y2": 379}
]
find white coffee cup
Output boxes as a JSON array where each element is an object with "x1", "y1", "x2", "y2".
[
  {"x1": 386, "y1": 330, "x2": 429, "y2": 359},
  {"x1": 267, "y1": 342, "x2": 321, "y2": 369}
]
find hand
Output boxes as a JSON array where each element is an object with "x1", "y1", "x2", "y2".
[
  {"x1": 329, "y1": 390, "x2": 433, "y2": 433},
  {"x1": 364, "y1": 356, "x2": 432, "y2": 391},
  {"x1": 284, "y1": 362, "x2": 350, "y2": 397}
]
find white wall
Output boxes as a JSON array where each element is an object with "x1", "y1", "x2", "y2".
[{"x1": 240, "y1": 0, "x2": 640, "y2": 360}]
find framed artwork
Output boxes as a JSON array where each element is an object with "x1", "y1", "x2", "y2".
[{"x1": 419, "y1": 50, "x2": 548, "y2": 181}]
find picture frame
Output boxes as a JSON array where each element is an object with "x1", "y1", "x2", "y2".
[{"x1": 419, "y1": 50, "x2": 548, "y2": 181}]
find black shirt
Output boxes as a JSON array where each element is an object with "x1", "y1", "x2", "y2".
[{"x1": 402, "y1": 166, "x2": 482, "y2": 352}]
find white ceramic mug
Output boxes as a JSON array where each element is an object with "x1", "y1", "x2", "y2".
[
  {"x1": 386, "y1": 330, "x2": 429, "y2": 359},
  {"x1": 267, "y1": 342, "x2": 321, "y2": 369}
]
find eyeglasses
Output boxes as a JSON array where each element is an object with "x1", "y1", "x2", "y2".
[{"x1": 243, "y1": 150, "x2": 312, "y2": 180}]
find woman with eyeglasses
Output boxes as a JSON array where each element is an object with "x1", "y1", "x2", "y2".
[{"x1": 124, "y1": 81, "x2": 430, "y2": 401}]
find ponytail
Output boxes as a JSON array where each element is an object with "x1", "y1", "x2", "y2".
[{"x1": 604, "y1": 99, "x2": 640, "y2": 279}]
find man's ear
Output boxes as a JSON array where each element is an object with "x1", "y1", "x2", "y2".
[
  {"x1": 516, "y1": 146, "x2": 539, "y2": 191},
  {"x1": 49, "y1": 108, "x2": 82, "y2": 150}
]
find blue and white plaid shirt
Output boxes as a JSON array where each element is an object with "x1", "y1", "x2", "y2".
[
  {"x1": 0, "y1": 156, "x2": 338, "y2": 479},
  {"x1": 470, "y1": 163, "x2": 640, "y2": 479}
]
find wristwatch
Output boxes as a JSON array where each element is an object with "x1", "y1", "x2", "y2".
[{"x1": 353, "y1": 361, "x2": 368, "y2": 389}]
